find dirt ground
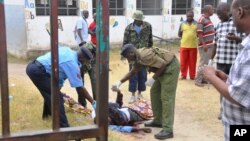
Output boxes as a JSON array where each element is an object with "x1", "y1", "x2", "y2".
[{"x1": 8, "y1": 55, "x2": 224, "y2": 141}]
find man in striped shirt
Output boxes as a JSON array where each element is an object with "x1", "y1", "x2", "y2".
[{"x1": 195, "y1": 5, "x2": 215, "y2": 87}]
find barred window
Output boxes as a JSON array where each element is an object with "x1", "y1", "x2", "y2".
[
  {"x1": 172, "y1": 0, "x2": 192, "y2": 15},
  {"x1": 202, "y1": 0, "x2": 218, "y2": 10},
  {"x1": 92, "y1": 0, "x2": 124, "y2": 16},
  {"x1": 136, "y1": 0, "x2": 162, "y2": 15},
  {"x1": 35, "y1": 0, "x2": 78, "y2": 16}
]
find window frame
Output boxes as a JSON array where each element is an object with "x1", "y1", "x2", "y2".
[
  {"x1": 172, "y1": 0, "x2": 192, "y2": 15},
  {"x1": 136, "y1": 0, "x2": 162, "y2": 15},
  {"x1": 35, "y1": 0, "x2": 79, "y2": 16},
  {"x1": 201, "y1": 0, "x2": 219, "y2": 11},
  {"x1": 92, "y1": 0, "x2": 124, "y2": 16}
]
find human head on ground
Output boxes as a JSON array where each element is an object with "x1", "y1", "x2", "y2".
[
  {"x1": 217, "y1": 2, "x2": 231, "y2": 22},
  {"x1": 186, "y1": 10, "x2": 194, "y2": 22},
  {"x1": 203, "y1": 5, "x2": 214, "y2": 17},
  {"x1": 231, "y1": 0, "x2": 250, "y2": 33},
  {"x1": 132, "y1": 10, "x2": 144, "y2": 26},
  {"x1": 82, "y1": 10, "x2": 89, "y2": 19}
]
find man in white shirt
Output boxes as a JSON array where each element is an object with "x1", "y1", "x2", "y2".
[{"x1": 75, "y1": 10, "x2": 89, "y2": 47}]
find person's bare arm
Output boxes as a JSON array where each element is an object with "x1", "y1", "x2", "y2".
[
  {"x1": 77, "y1": 29, "x2": 84, "y2": 42},
  {"x1": 120, "y1": 65, "x2": 141, "y2": 83},
  {"x1": 76, "y1": 87, "x2": 94, "y2": 104}
]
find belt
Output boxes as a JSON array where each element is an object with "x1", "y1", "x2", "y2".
[
  {"x1": 34, "y1": 60, "x2": 43, "y2": 67},
  {"x1": 166, "y1": 56, "x2": 176, "y2": 67}
]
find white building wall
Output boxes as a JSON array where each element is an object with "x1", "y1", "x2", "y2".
[{"x1": 4, "y1": 0, "x2": 221, "y2": 57}]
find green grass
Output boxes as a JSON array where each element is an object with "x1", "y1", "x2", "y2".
[
  {"x1": 1, "y1": 74, "x2": 125, "y2": 141},
  {"x1": 7, "y1": 53, "x2": 27, "y2": 64},
  {"x1": 2, "y1": 42, "x2": 181, "y2": 140}
]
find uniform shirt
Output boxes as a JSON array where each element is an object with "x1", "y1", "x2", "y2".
[
  {"x1": 179, "y1": 20, "x2": 198, "y2": 48},
  {"x1": 123, "y1": 21, "x2": 153, "y2": 48},
  {"x1": 88, "y1": 21, "x2": 96, "y2": 45},
  {"x1": 136, "y1": 47, "x2": 174, "y2": 70},
  {"x1": 197, "y1": 15, "x2": 215, "y2": 47},
  {"x1": 223, "y1": 35, "x2": 250, "y2": 125},
  {"x1": 37, "y1": 46, "x2": 83, "y2": 88},
  {"x1": 75, "y1": 17, "x2": 89, "y2": 44},
  {"x1": 214, "y1": 18, "x2": 244, "y2": 64}
]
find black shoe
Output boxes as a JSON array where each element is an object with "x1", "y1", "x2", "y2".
[
  {"x1": 154, "y1": 130, "x2": 173, "y2": 140},
  {"x1": 144, "y1": 121, "x2": 162, "y2": 128}
]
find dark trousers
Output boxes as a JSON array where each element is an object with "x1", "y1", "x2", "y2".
[
  {"x1": 217, "y1": 63, "x2": 232, "y2": 116},
  {"x1": 78, "y1": 61, "x2": 96, "y2": 107},
  {"x1": 129, "y1": 64, "x2": 147, "y2": 92},
  {"x1": 217, "y1": 63, "x2": 232, "y2": 75},
  {"x1": 26, "y1": 60, "x2": 69, "y2": 128}
]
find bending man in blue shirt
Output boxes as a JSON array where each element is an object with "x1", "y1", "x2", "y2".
[{"x1": 26, "y1": 45, "x2": 96, "y2": 128}]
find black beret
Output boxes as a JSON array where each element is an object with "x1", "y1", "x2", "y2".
[
  {"x1": 80, "y1": 47, "x2": 93, "y2": 60},
  {"x1": 120, "y1": 44, "x2": 136, "y2": 57}
]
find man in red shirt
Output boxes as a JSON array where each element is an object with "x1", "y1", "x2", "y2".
[{"x1": 88, "y1": 13, "x2": 96, "y2": 45}]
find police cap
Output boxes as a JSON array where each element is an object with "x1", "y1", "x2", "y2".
[{"x1": 120, "y1": 44, "x2": 136, "y2": 57}]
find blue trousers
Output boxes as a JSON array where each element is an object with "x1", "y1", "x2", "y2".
[
  {"x1": 129, "y1": 64, "x2": 147, "y2": 92},
  {"x1": 26, "y1": 60, "x2": 69, "y2": 128}
]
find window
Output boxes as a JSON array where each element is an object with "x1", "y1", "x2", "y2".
[
  {"x1": 136, "y1": 0, "x2": 162, "y2": 15},
  {"x1": 172, "y1": 0, "x2": 192, "y2": 15},
  {"x1": 227, "y1": 0, "x2": 233, "y2": 5},
  {"x1": 35, "y1": 0, "x2": 78, "y2": 16},
  {"x1": 92, "y1": 0, "x2": 124, "y2": 16},
  {"x1": 202, "y1": 0, "x2": 218, "y2": 10}
]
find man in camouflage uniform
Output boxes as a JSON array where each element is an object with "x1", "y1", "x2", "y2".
[
  {"x1": 112, "y1": 44, "x2": 180, "y2": 140},
  {"x1": 123, "y1": 10, "x2": 153, "y2": 103}
]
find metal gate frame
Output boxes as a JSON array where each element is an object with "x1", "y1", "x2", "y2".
[{"x1": 0, "y1": 0, "x2": 109, "y2": 140}]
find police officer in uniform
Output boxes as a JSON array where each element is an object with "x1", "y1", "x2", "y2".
[
  {"x1": 112, "y1": 44, "x2": 180, "y2": 139},
  {"x1": 26, "y1": 46, "x2": 96, "y2": 128}
]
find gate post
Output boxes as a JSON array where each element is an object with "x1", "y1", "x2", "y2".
[
  {"x1": 0, "y1": 0, "x2": 10, "y2": 136},
  {"x1": 95, "y1": 0, "x2": 109, "y2": 141}
]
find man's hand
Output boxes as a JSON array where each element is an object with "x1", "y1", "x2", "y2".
[
  {"x1": 145, "y1": 78, "x2": 155, "y2": 87},
  {"x1": 226, "y1": 33, "x2": 237, "y2": 41},
  {"x1": 203, "y1": 44, "x2": 208, "y2": 52},
  {"x1": 216, "y1": 70, "x2": 228, "y2": 82},
  {"x1": 201, "y1": 66, "x2": 216, "y2": 81},
  {"x1": 111, "y1": 81, "x2": 122, "y2": 92}
]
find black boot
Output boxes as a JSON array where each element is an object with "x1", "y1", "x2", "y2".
[{"x1": 154, "y1": 130, "x2": 173, "y2": 140}]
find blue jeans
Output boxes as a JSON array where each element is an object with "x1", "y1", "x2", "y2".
[
  {"x1": 26, "y1": 60, "x2": 69, "y2": 128},
  {"x1": 129, "y1": 64, "x2": 147, "y2": 92}
]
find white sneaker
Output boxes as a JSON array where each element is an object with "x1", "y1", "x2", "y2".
[
  {"x1": 137, "y1": 94, "x2": 143, "y2": 100},
  {"x1": 128, "y1": 96, "x2": 136, "y2": 104}
]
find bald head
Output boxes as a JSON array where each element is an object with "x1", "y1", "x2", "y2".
[
  {"x1": 217, "y1": 3, "x2": 230, "y2": 14},
  {"x1": 82, "y1": 10, "x2": 89, "y2": 18},
  {"x1": 231, "y1": 0, "x2": 250, "y2": 33},
  {"x1": 216, "y1": 3, "x2": 230, "y2": 21},
  {"x1": 186, "y1": 10, "x2": 194, "y2": 22},
  {"x1": 232, "y1": 0, "x2": 250, "y2": 14},
  {"x1": 203, "y1": 5, "x2": 213, "y2": 12},
  {"x1": 203, "y1": 5, "x2": 214, "y2": 17}
]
